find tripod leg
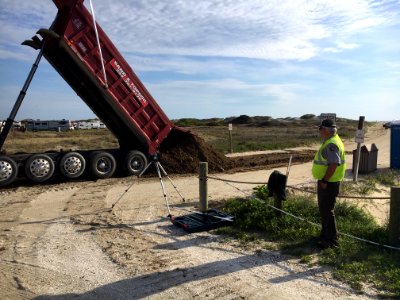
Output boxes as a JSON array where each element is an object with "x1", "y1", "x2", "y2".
[
  {"x1": 155, "y1": 161, "x2": 172, "y2": 217},
  {"x1": 158, "y1": 162, "x2": 186, "y2": 202},
  {"x1": 138, "y1": 160, "x2": 153, "y2": 177}
]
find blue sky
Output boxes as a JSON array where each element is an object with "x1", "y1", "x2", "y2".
[{"x1": 0, "y1": 0, "x2": 399, "y2": 122}]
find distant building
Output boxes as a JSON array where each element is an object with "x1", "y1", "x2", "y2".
[
  {"x1": 25, "y1": 119, "x2": 74, "y2": 131},
  {"x1": 76, "y1": 120, "x2": 106, "y2": 130},
  {"x1": 0, "y1": 120, "x2": 23, "y2": 132}
]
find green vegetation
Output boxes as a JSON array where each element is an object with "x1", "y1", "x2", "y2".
[
  {"x1": 340, "y1": 170, "x2": 400, "y2": 196},
  {"x1": 188, "y1": 125, "x2": 320, "y2": 153},
  {"x1": 218, "y1": 185, "x2": 400, "y2": 297},
  {"x1": 373, "y1": 169, "x2": 400, "y2": 186},
  {"x1": 4, "y1": 115, "x2": 374, "y2": 155},
  {"x1": 178, "y1": 116, "x2": 370, "y2": 154}
]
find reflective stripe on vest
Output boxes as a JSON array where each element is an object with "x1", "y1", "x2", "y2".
[{"x1": 312, "y1": 134, "x2": 346, "y2": 182}]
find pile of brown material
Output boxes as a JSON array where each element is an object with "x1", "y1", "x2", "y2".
[
  {"x1": 158, "y1": 128, "x2": 232, "y2": 173},
  {"x1": 157, "y1": 127, "x2": 315, "y2": 175},
  {"x1": 228, "y1": 150, "x2": 314, "y2": 172}
]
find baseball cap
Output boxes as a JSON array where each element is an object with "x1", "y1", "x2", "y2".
[{"x1": 320, "y1": 119, "x2": 336, "y2": 128}]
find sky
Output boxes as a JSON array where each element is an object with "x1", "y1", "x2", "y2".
[{"x1": 0, "y1": 0, "x2": 399, "y2": 122}]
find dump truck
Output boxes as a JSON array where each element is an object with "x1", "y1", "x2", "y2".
[{"x1": 0, "y1": 0, "x2": 179, "y2": 187}]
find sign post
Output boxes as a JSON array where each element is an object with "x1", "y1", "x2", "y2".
[
  {"x1": 228, "y1": 123, "x2": 233, "y2": 154},
  {"x1": 353, "y1": 116, "x2": 365, "y2": 182}
]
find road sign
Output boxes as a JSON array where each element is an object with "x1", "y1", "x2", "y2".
[{"x1": 355, "y1": 129, "x2": 364, "y2": 143}]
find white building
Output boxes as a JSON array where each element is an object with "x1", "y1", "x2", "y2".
[
  {"x1": 76, "y1": 120, "x2": 106, "y2": 130},
  {"x1": 25, "y1": 119, "x2": 74, "y2": 131}
]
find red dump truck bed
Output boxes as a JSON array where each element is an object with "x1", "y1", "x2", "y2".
[
  {"x1": 0, "y1": 0, "x2": 187, "y2": 187},
  {"x1": 41, "y1": 0, "x2": 173, "y2": 155}
]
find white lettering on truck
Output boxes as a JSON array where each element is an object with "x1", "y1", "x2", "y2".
[{"x1": 111, "y1": 58, "x2": 147, "y2": 107}]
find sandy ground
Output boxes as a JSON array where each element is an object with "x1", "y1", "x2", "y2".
[{"x1": 0, "y1": 124, "x2": 394, "y2": 299}]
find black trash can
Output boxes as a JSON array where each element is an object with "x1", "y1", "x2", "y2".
[{"x1": 352, "y1": 143, "x2": 378, "y2": 174}]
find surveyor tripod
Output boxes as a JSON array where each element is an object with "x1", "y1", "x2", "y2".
[{"x1": 111, "y1": 158, "x2": 185, "y2": 219}]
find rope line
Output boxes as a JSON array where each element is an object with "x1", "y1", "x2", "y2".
[
  {"x1": 206, "y1": 175, "x2": 390, "y2": 200},
  {"x1": 89, "y1": 0, "x2": 108, "y2": 88},
  {"x1": 209, "y1": 174, "x2": 400, "y2": 251},
  {"x1": 207, "y1": 175, "x2": 265, "y2": 185}
]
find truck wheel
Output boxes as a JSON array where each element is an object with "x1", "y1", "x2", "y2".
[
  {"x1": 0, "y1": 156, "x2": 18, "y2": 187},
  {"x1": 89, "y1": 151, "x2": 116, "y2": 179},
  {"x1": 59, "y1": 152, "x2": 86, "y2": 179},
  {"x1": 123, "y1": 150, "x2": 148, "y2": 176},
  {"x1": 25, "y1": 154, "x2": 55, "y2": 183}
]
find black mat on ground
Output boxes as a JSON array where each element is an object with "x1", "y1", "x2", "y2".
[{"x1": 171, "y1": 209, "x2": 234, "y2": 233}]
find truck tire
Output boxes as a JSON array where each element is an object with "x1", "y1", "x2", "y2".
[
  {"x1": 59, "y1": 152, "x2": 86, "y2": 179},
  {"x1": 89, "y1": 151, "x2": 116, "y2": 179},
  {"x1": 0, "y1": 156, "x2": 18, "y2": 187},
  {"x1": 123, "y1": 150, "x2": 148, "y2": 176},
  {"x1": 25, "y1": 154, "x2": 55, "y2": 183}
]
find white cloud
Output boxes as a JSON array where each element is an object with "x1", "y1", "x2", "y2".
[
  {"x1": 0, "y1": 47, "x2": 32, "y2": 61},
  {"x1": 322, "y1": 41, "x2": 359, "y2": 53},
  {"x1": 337, "y1": 42, "x2": 359, "y2": 50},
  {"x1": 323, "y1": 47, "x2": 341, "y2": 53},
  {"x1": 0, "y1": 0, "x2": 399, "y2": 121},
  {"x1": 1, "y1": 0, "x2": 397, "y2": 61},
  {"x1": 144, "y1": 78, "x2": 310, "y2": 117}
]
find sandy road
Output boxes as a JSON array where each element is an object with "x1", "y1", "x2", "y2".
[{"x1": 0, "y1": 124, "x2": 392, "y2": 299}]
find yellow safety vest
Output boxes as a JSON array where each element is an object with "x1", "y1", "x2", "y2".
[{"x1": 312, "y1": 134, "x2": 346, "y2": 182}]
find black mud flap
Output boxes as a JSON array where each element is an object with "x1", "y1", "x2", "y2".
[{"x1": 171, "y1": 209, "x2": 234, "y2": 233}]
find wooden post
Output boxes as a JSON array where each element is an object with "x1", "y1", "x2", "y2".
[
  {"x1": 353, "y1": 116, "x2": 365, "y2": 182},
  {"x1": 389, "y1": 186, "x2": 400, "y2": 245},
  {"x1": 199, "y1": 162, "x2": 208, "y2": 212}
]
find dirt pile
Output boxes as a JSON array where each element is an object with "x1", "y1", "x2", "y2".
[
  {"x1": 157, "y1": 127, "x2": 315, "y2": 175},
  {"x1": 158, "y1": 128, "x2": 232, "y2": 173}
]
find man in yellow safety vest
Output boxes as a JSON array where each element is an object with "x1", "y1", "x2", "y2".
[{"x1": 312, "y1": 118, "x2": 346, "y2": 249}]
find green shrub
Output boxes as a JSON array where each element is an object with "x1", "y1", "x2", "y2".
[{"x1": 220, "y1": 187, "x2": 400, "y2": 296}]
